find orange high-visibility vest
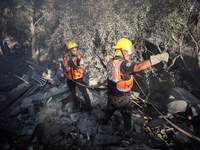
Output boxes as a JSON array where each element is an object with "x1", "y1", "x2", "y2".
[
  {"x1": 63, "y1": 55, "x2": 83, "y2": 79},
  {"x1": 107, "y1": 59, "x2": 133, "y2": 92}
]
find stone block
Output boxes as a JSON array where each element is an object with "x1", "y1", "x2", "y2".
[
  {"x1": 20, "y1": 97, "x2": 33, "y2": 109},
  {"x1": 78, "y1": 138, "x2": 90, "y2": 147},
  {"x1": 61, "y1": 125, "x2": 76, "y2": 135}
]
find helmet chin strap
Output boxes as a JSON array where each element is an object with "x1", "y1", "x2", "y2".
[{"x1": 121, "y1": 49, "x2": 125, "y2": 58}]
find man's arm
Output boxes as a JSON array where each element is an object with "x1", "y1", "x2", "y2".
[
  {"x1": 77, "y1": 57, "x2": 84, "y2": 74},
  {"x1": 134, "y1": 52, "x2": 169, "y2": 72},
  {"x1": 134, "y1": 60, "x2": 152, "y2": 72}
]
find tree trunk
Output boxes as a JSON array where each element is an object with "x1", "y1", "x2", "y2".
[
  {"x1": 30, "y1": 16, "x2": 39, "y2": 64},
  {"x1": 197, "y1": 9, "x2": 200, "y2": 68}
]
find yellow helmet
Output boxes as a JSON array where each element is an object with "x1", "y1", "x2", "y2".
[
  {"x1": 112, "y1": 38, "x2": 135, "y2": 55},
  {"x1": 67, "y1": 41, "x2": 78, "y2": 49}
]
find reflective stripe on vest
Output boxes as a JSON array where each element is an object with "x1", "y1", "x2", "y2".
[
  {"x1": 63, "y1": 55, "x2": 83, "y2": 80},
  {"x1": 107, "y1": 59, "x2": 133, "y2": 92}
]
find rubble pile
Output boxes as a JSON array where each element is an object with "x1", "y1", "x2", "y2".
[{"x1": 0, "y1": 64, "x2": 200, "y2": 150}]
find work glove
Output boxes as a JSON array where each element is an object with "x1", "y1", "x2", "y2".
[
  {"x1": 68, "y1": 58, "x2": 77, "y2": 70},
  {"x1": 150, "y1": 52, "x2": 169, "y2": 66}
]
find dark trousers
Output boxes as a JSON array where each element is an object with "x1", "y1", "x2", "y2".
[
  {"x1": 67, "y1": 78, "x2": 92, "y2": 111},
  {"x1": 102, "y1": 94, "x2": 132, "y2": 131}
]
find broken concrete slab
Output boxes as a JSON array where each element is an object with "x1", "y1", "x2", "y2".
[
  {"x1": 165, "y1": 87, "x2": 200, "y2": 119},
  {"x1": 46, "y1": 83, "x2": 69, "y2": 99},
  {"x1": 165, "y1": 87, "x2": 200, "y2": 105},
  {"x1": 61, "y1": 125, "x2": 76, "y2": 135},
  {"x1": 20, "y1": 97, "x2": 33, "y2": 109}
]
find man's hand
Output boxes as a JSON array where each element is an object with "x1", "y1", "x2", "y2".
[
  {"x1": 150, "y1": 52, "x2": 169, "y2": 65},
  {"x1": 68, "y1": 59, "x2": 77, "y2": 69}
]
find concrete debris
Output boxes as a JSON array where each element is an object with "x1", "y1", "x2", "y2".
[
  {"x1": 9, "y1": 107, "x2": 20, "y2": 116},
  {"x1": 76, "y1": 87, "x2": 107, "y2": 109},
  {"x1": 46, "y1": 83, "x2": 69, "y2": 98},
  {"x1": 70, "y1": 112, "x2": 81, "y2": 123},
  {"x1": 78, "y1": 115, "x2": 97, "y2": 135},
  {"x1": 93, "y1": 134, "x2": 120, "y2": 146},
  {"x1": 28, "y1": 104, "x2": 35, "y2": 116},
  {"x1": 61, "y1": 125, "x2": 76, "y2": 134},
  {"x1": 20, "y1": 97, "x2": 33, "y2": 108},
  {"x1": 78, "y1": 138, "x2": 91, "y2": 147},
  {"x1": 34, "y1": 114, "x2": 47, "y2": 126},
  {"x1": 63, "y1": 102, "x2": 74, "y2": 113},
  {"x1": 50, "y1": 124, "x2": 61, "y2": 136},
  {"x1": 0, "y1": 65, "x2": 200, "y2": 150}
]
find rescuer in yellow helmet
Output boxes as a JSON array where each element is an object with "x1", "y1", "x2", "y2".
[
  {"x1": 101, "y1": 38, "x2": 169, "y2": 137},
  {"x1": 67, "y1": 41, "x2": 78, "y2": 50},
  {"x1": 63, "y1": 40, "x2": 92, "y2": 114}
]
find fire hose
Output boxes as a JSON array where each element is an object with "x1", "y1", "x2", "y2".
[{"x1": 61, "y1": 51, "x2": 110, "y2": 90}]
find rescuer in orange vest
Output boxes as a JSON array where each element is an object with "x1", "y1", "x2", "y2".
[
  {"x1": 63, "y1": 41, "x2": 92, "y2": 113},
  {"x1": 101, "y1": 38, "x2": 169, "y2": 135}
]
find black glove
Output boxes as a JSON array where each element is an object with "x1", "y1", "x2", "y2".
[{"x1": 68, "y1": 59, "x2": 77, "y2": 70}]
